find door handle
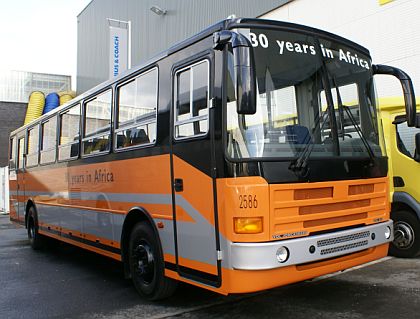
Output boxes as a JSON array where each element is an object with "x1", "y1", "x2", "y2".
[{"x1": 174, "y1": 178, "x2": 183, "y2": 192}]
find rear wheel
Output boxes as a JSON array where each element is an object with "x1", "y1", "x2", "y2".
[
  {"x1": 128, "y1": 222, "x2": 177, "y2": 300},
  {"x1": 389, "y1": 210, "x2": 420, "y2": 258},
  {"x1": 27, "y1": 206, "x2": 44, "y2": 250}
]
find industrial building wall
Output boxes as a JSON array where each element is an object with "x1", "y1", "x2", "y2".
[
  {"x1": 77, "y1": 0, "x2": 288, "y2": 93},
  {"x1": 261, "y1": 0, "x2": 420, "y2": 98},
  {"x1": 0, "y1": 101, "x2": 26, "y2": 166}
]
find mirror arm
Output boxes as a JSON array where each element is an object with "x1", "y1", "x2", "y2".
[{"x1": 373, "y1": 64, "x2": 416, "y2": 127}]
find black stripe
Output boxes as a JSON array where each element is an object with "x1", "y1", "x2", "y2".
[
  {"x1": 39, "y1": 226, "x2": 121, "y2": 255},
  {"x1": 164, "y1": 261, "x2": 219, "y2": 287}
]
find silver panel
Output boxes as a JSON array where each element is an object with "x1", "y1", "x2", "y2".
[{"x1": 231, "y1": 221, "x2": 393, "y2": 270}]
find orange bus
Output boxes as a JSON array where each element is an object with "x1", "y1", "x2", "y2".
[{"x1": 9, "y1": 18, "x2": 416, "y2": 300}]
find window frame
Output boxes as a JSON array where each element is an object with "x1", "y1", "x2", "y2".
[
  {"x1": 173, "y1": 59, "x2": 210, "y2": 141},
  {"x1": 17, "y1": 136, "x2": 25, "y2": 170},
  {"x1": 82, "y1": 88, "x2": 113, "y2": 158},
  {"x1": 58, "y1": 103, "x2": 81, "y2": 162},
  {"x1": 25, "y1": 123, "x2": 40, "y2": 168},
  {"x1": 40, "y1": 115, "x2": 58, "y2": 165},
  {"x1": 114, "y1": 66, "x2": 159, "y2": 152},
  {"x1": 394, "y1": 114, "x2": 419, "y2": 160},
  {"x1": 9, "y1": 136, "x2": 16, "y2": 169}
]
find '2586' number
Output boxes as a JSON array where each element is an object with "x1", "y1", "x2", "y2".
[{"x1": 239, "y1": 195, "x2": 258, "y2": 209}]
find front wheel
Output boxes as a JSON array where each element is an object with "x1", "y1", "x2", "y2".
[
  {"x1": 128, "y1": 222, "x2": 177, "y2": 300},
  {"x1": 389, "y1": 210, "x2": 420, "y2": 258}
]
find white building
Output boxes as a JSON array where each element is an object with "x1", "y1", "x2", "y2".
[{"x1": 261, "y1": 0, "x2": 420, "y2": 98}]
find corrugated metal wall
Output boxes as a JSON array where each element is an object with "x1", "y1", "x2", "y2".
[{"x1": 76, "y1": 0, "x2": 288, "y2": 93}]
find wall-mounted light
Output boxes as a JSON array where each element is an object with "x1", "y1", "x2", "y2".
[{"x1": 150, "y1": 5, "x2": 167, "y2": 16}]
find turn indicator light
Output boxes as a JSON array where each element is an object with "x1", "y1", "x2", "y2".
[{"x1": 234, "y1": 217, "x2": 263, "y2": 234}]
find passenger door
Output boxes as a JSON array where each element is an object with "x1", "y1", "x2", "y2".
[{"x1": 170, "y1": 56, "x2": 220, "y2": 285}]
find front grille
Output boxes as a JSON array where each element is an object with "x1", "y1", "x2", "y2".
[
  {"x1": 270, "y1": 178, "x2": 388, "y2": 239},
  {"x1": 317, "y1": 230, "x2": 370, "y2": 247},
  {"x1": 320, "y1": 240, "x2": 369, "y2": 256}
]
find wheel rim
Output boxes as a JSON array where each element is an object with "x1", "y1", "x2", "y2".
[
  {"x1": 393, "y1": 221, "x2": 415, "y2": 250},
  {"x1": 132, "y1": 241, "x2": 155, "y2": 285},
  {"x1": 28, "y1": 220, "x2": 35, "y2": 240}
]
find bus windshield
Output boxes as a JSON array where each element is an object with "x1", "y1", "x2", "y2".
[{"x1": 226, "y1": 28, "x2": 385, "y2": 160}]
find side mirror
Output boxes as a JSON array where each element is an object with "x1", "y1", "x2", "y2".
[
  {"x1": 214, "y1": 31, "x2": 256, "y2": 114},
  {"x1": 373, "y1": 64, "x2": 416, "y2": 127},
  {"x1": 414, "y1": 132, "x2": 420, "y2": 162}
]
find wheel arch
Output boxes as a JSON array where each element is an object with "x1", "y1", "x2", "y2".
[
  {"x1": 25, "y1": 198, "x2": 37, "y2": 229},
  {"x1": 120, "y1": 207, "x2": 162, "y2": 278},
  {"x1": 392, "y1": 192, "x2": 420, "y2": 221}
]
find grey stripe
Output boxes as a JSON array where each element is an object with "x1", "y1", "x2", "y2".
[
  {"x1": 12, "y1": 190, "x2": 232, "y2": 268},
  {"x1": 15, "y1": 190, "x2": 173, "y2": 205}
]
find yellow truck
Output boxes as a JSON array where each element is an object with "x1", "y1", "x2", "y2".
[{"x1": 380, "y1": 98, "x2": 420, "y2": 257}]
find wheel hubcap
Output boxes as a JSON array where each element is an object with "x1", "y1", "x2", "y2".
[
  {"x1": 29, "y1": 221, "x2": 35, "y2": 239},
  {"x1": 133, "y1": 243, "x2": 154, "y2": 284},
  {"x1": 393, "y1": 221, "x2": 415, "y2": 249}
]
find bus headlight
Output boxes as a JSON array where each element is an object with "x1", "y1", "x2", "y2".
[
  {"x1": 385, "y1": 226, "x2": 391, "y2": 239},
  {"x1": 276, "y1": 246, "x2": 289, "y2": 263}
]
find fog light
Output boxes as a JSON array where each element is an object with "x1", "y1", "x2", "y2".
[
  {"x1": 276, "y1": 246, "x2": 289, "y2": 263},
  {"x1": 234, "y1": 217, "x2": 263, "y2": 234},
  {"x1": 385, "y1": 226, "x2": 391, "y2": 239}
]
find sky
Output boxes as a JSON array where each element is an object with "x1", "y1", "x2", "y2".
[{"x1": 0, "y1": 0, "x2": 92, "y2": 90}]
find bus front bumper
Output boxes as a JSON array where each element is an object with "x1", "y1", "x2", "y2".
[{"x1": 231, "y1": 220, "x2": 393, "y2": 270}]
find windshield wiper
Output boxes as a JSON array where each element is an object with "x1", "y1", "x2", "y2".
[
  {"x1": 288, "y1": 109, "x2": 329, "y2": 175},
  {"x1": 289, "y1": 39, "x2": 339, "y2": 176},
  {"x1": 334, "y1": 83, "x2": 376, "y2": 164}
]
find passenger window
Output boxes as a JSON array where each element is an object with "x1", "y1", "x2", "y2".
[
  {"x1": 116, "y1": 68, "x2": 157, "y2": 149},
  {"x1": 40, "y1": 117, "x2": 57, "y2": 164},
  {"x1": 174, "y1": 60, "x2": 209, "y2": 139},
  {"x1": 83, "y1": 90, "x2": 112, "y2": 155},
  {"x1": 9, "y1": 137, "x2": 16, "y2": 169},
  {"x1": 396, "y1": 120, "x2": 420, "y2": 158},
  {"x1": 59, "y1": 104, "x2": 80, "y2": 160},
  {"x1": 26, "y1": 126, "x2": 39, "y2": 167},
  {"x1": 18, "y1": 138, "x2": 25, "y2": 169}
]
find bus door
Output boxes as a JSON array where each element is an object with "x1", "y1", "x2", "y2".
[
  {"x1": 16, "y1": 136, "x2": 26, "y2": 223},
  {"x1": 170, "y1": 57, "x2": 221, "y2": 286}
]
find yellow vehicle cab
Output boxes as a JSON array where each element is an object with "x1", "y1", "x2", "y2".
[{"x1": 380, "y1": 97, "x2": 420, "y2": 257}]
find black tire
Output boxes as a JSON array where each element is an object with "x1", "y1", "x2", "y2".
[
  {"x1": 128, "y1": 222, "x2": 177, "y2": 300},
  {"x1": 389, "y1": 210, "x2": 420, "y2": 258},
  {"x1": 27, "y1": 206, "x2": 44, "y2": 250}
]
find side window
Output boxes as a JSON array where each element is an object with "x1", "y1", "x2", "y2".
[
  {"x1": 396, "y1": 120, "x2": 420, "y2": 158},
  {"x1": 26, "y1": 126, "x2": 39, "y2": 167},
  {"x1": 83, "y1": 90, "x2": 112, "y2": 155},
  {"x1": 40, "y1": 117, "x2": 57, "y2": 164},
  {"x1": 116, "y1": 68, "x2": 157, "y2": 149},
  {"x1": 174, "y1": 60, "x2": 209, "y2": 139},
  {"x1": 18, "y1": 138, "x2": 25, "y2": 169},
  {"x1": 9, "y1": 137, "x2": 16, "y2": 169},
  {"x1": 59, "y1": 104, "x2": 81, "y2": 160}
]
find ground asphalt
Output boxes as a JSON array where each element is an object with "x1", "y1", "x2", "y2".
[{"x1": 0, "y1": 214, "x2": 419, "y2": 319}]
